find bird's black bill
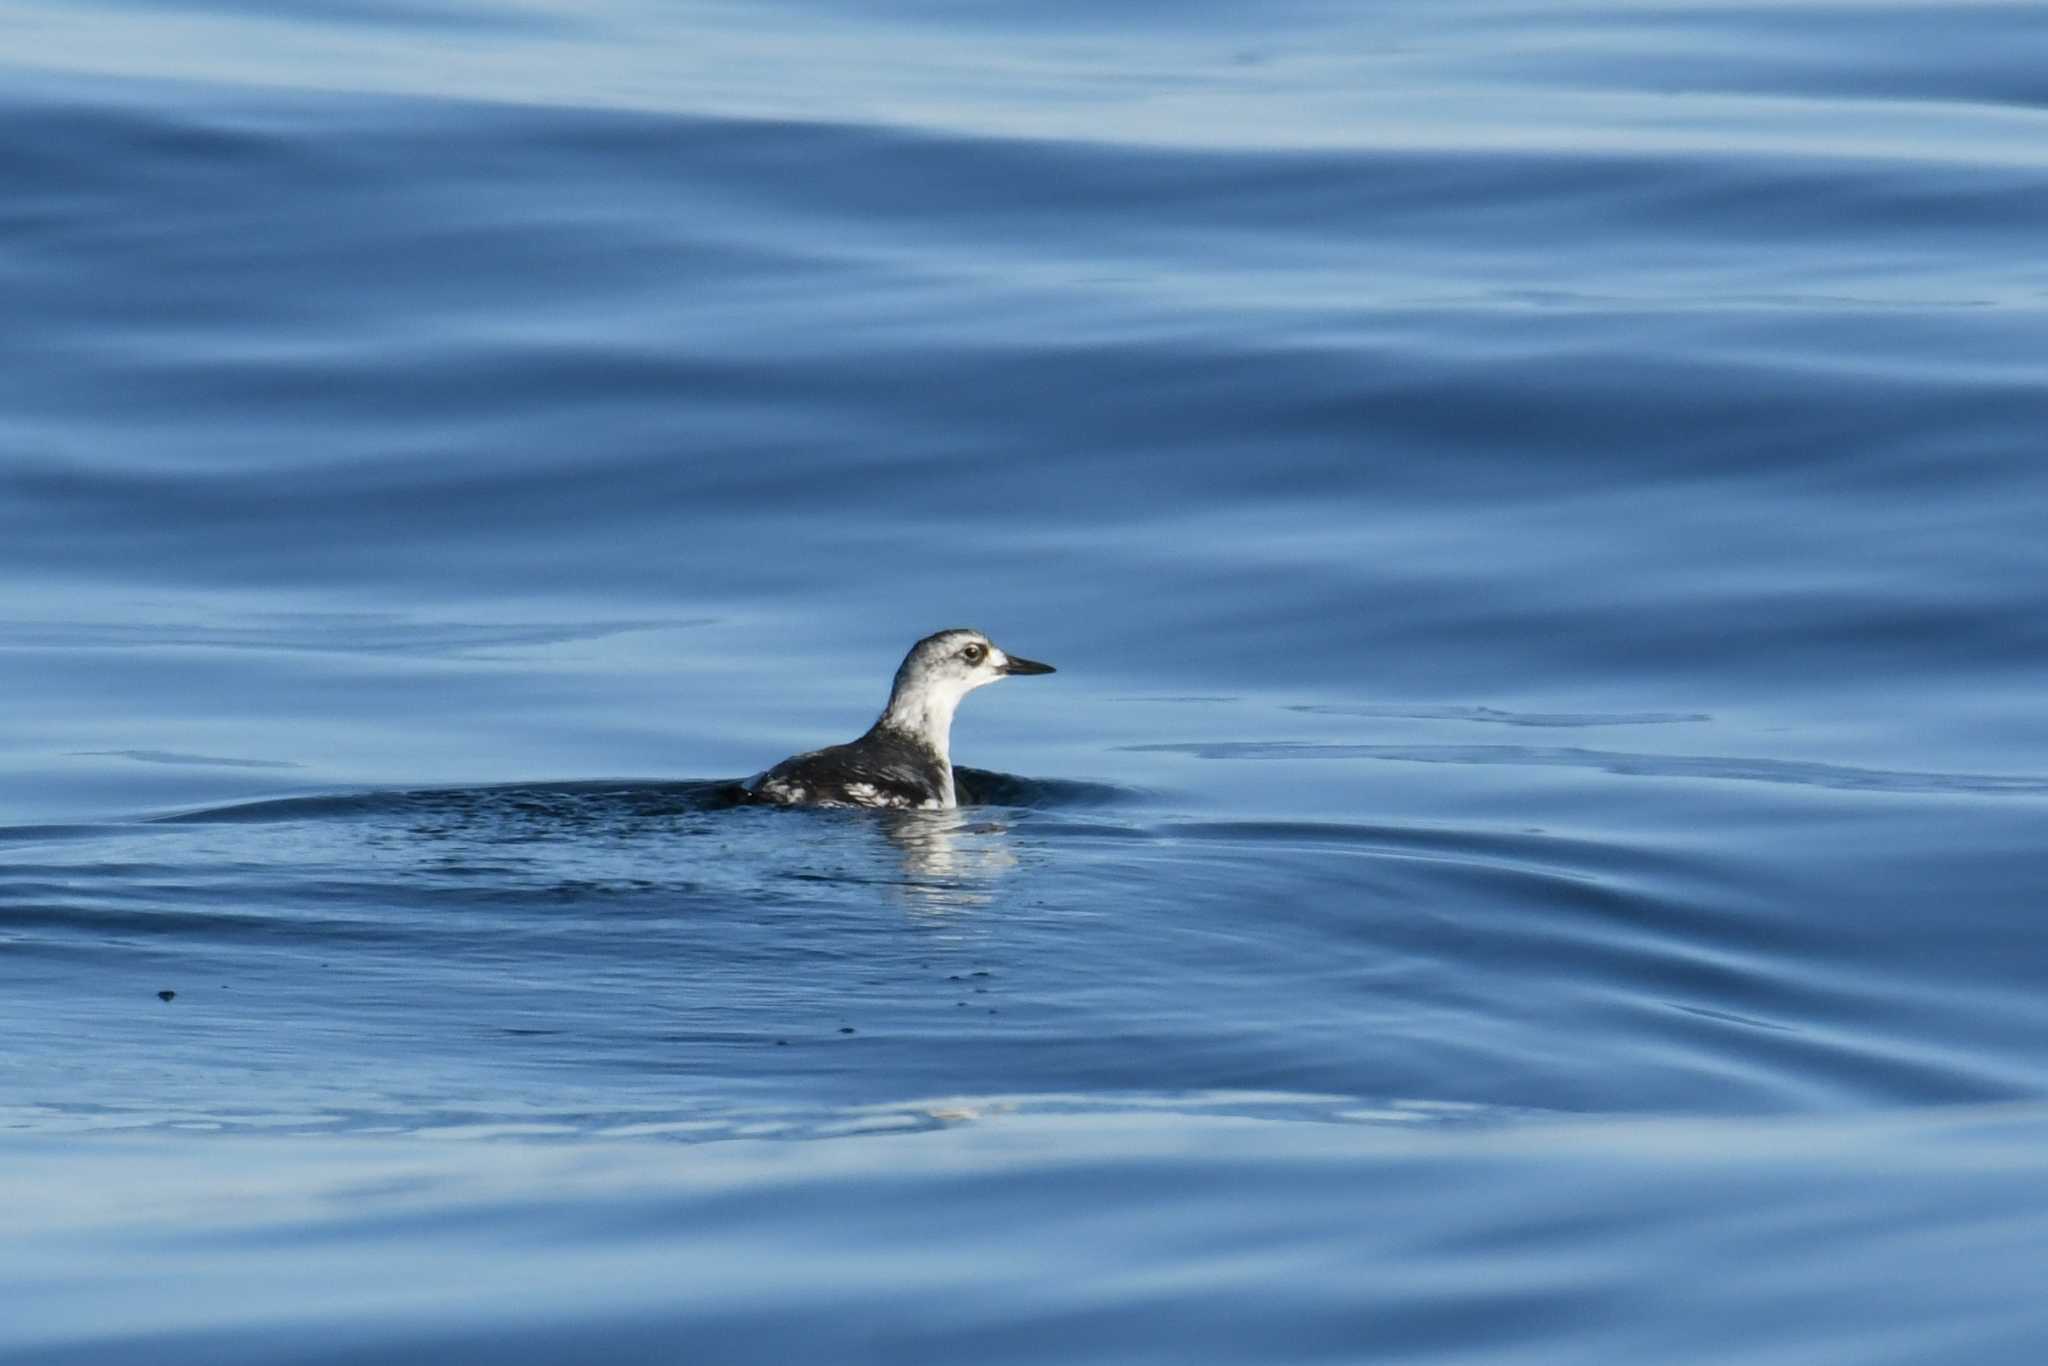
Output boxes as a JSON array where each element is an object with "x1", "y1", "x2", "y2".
[{"x1": 1001, "y1": 655, "x2": 1056, "y2": 676}]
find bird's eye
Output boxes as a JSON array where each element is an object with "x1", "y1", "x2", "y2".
[{"x1": 962, "y1": 643, "x2": 985, "y2": 663}]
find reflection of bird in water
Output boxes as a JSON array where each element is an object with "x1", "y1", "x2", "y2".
[
  {"x1": 879, "y1": 812, "x2": 1020, "y2": 910},
  {"x1": 744, "y1": 629, "x2": 1056, "y2": 810}
]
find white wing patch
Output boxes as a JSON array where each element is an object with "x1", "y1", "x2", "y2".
[{"x1": 753, "y1": 776, "x2": 926, "y2": 809}]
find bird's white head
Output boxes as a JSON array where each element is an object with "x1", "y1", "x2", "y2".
[{"x1": 876, "y1": 628, "x2": 1056, "y2": 759}]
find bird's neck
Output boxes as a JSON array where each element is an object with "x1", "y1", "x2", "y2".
[{"x1": 876, "y1": 686, "x2": 962, "y2": 767}]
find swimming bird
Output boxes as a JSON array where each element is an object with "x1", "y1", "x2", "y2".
[{"x1": 744, "y1": 629, "x2": 1056, "y2": 809}]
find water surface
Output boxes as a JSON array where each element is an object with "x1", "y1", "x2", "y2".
[{"x1": 4, "y1": 0, "x2": 2047, "y2": 1360}]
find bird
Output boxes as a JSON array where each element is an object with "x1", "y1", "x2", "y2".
[{"x1": 743, "y1": 629, "x2": 1056, "y2": 809}]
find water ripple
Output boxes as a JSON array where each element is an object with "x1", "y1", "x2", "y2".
[
  {"x1": 1125, "y1": 742, "x2": 2048, "y2": 796},
  {"x1": 1288, "y1": 703, "x2": 1711, "y2": 727}
]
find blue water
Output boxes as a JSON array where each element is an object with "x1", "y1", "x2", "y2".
[{"x1": 6, "y1": 0, "x2": 2048, "y2": 1360}]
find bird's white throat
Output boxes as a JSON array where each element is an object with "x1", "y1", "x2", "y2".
[{"x1": 878, "y1": 679, "x2": 974, "y2": 764}]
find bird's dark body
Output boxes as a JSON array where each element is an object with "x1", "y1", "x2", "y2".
[{"x1": 744, "y1": 725, "x2": 949, "y2": 809}]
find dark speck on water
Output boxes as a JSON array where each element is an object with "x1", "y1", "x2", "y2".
[{"x1": 5, "y1": 0, "x2": 2048, "y2": 1362}]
